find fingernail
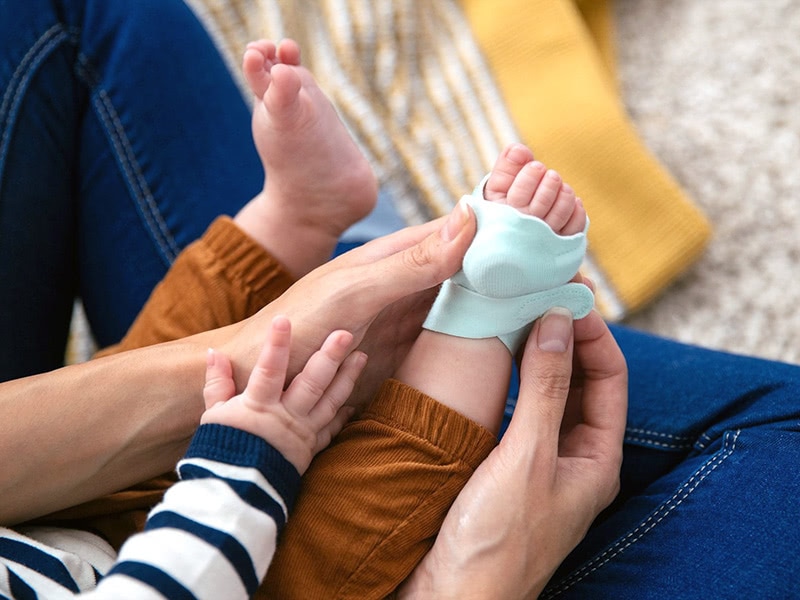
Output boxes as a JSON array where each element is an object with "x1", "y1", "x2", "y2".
[
  {"x1": 441, "y1": 199, "x2": 469, "y2": 242},
  {"x1": 206, "y1": 348, "x2": 216, "y2": 367},
  {"x1": 537, "y1": 308, "x2": 573, "y2": 353}
]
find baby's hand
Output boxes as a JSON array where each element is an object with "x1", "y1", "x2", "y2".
[{"x1": 202, "y1": 315, "x2": 366, "y2": 474}]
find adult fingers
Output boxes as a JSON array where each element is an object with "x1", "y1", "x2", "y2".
[
  {"x1": 571, "y1": 310, "x2": 628, "y2": 442},
  {"x1": 335, "y1": 216, "x2": 447, "y2": 266},
  {"x1": 508, "y1": 308, "x2": 575, "y2": 451},
  {"x1": 562, "y1": 310, "x2": 627, "y2": 507},
  {"x1": 349, "y1": 200, "x2": 476, "y2": 310},
  {"x1": 274, "y1": 206, "x2": 472, "y2": 347}
]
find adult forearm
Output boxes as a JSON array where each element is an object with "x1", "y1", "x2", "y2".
[
  {"x1": 0, "y1": 209, "x2": 475, "y2": 526},
  {"x1": 0, "y1": 336, "x2": 212, "y2": 525}
]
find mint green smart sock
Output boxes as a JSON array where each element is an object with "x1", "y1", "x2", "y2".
[{"x1": 423, "y1": 181, "x2": 594, "y2": 353}]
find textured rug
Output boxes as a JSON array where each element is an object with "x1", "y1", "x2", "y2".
[{"x1": 616, "y1": 0, "x2": 800, "y2": 364}]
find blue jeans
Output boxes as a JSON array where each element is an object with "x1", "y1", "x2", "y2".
[
  {"x1": 0, "y1": 0, "x2": 262, "y2": 380},
  {"x1": 539, "y1": 325, "x2": 800, "y2": 598}
]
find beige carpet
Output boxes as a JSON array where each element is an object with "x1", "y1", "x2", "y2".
[{"x1": 615, "y1": 0, "x2": 800, "y2": 364}]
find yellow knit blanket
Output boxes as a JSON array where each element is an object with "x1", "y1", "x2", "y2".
[{"x1": 185, "y1": 0, "x2": 711, "y2": 319}]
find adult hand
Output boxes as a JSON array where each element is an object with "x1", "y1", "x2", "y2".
[
  {"x1": 219, "y1": 200, "x2": 476, "y2": 405},
  {"x1": 399, "y1": 308, "x2": 627, "y2": 599},
  {"x1": 0, "y1": 205, "x2": 473, "y2": 525}
]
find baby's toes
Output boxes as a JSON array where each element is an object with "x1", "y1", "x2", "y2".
[
  {"x1": 246, "y1": 39, "x2": 278, "y2": 57},
  {"x1": 276, "y1": 38, "x2": 302, "y2": 66},
  {"x1": 264, "y1": 64, "x2": 304, "y2": 113},
  {"x1": 542, "y1": 181, "x2": 579, "y2": 233},
  {"x1": 559, "y1": 197, "x2": 587, "y2": 236},
  {"x1": 504, "y1": 160, "x2": 548, "y2": 209},
  {"x1": 243, "y1": 45, "x2": 275, "y2": 99},
  {"x1": 484, "y1": 143, "x2": 535, "y2": 202},
  {"x1": 523, "y1": 168, "x2": 562, "y2": 218}
]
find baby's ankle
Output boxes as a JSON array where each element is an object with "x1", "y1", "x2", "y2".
[{"x1": 234, "y1": 192, "x2": 340, "y2": 277}]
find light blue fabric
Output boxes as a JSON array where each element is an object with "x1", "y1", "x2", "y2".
[{"x1": 423, "y1": 183, "x2": 594, "y2": 353}]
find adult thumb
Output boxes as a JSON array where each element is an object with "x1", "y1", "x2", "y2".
[
  {"x1": 368, "y1": 199, "x2": 476, "y2": 305},
  {"x1": 509, "y1": 308, "x2": 575, "y2": 442}
]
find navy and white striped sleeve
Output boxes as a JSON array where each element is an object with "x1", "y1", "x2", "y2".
[
  {"x1": 94, "y1": 423, "x2": 301, "y2": 599},
  {"x1": 0, "y1": 525, "x2": 115, "y2": 598},
  {"x1": 1, "y1": 424, "x2": 300, "y2": 599}
]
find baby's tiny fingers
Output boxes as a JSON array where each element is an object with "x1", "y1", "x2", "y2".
[
  {"x1": 244, "y1": 316, "x2": 293, "y2": 409},
  {"x1": 307, "y1": 350, "x2": 367, "y2": 428},
  {"x1": 203, "y1": 348, "x2": 236, "y2": 410},
  {"x1": 561, "y1": 197, "x2": 586, "y2": 237},
  {"x1": 313, "y1": 405, "x2": 357, "y2": 455},
  {"x1": 284, "y1": 330, "x2": 354, "y2": 414}
]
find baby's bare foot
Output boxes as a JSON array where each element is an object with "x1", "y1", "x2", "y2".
[
  {"x1": 484, "y1": 143, "x2": 586, "y2": 236},
  {"x1": 236, "y1": 39, "x2": 377, "y2": 277}
]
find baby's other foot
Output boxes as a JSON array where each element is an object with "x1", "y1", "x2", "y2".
[
  {"x1": 484, "y1": 143, "x2": 586, "y2": 236},
  {"x1": 242, "y1": 40, "x2": 300, "y2": 99},
  {"x1": 239, "y1": 39, "x2": 377, "y2": 276}
]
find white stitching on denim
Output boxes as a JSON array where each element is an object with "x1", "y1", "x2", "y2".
[
  {"x1": 0, "y1": 25, "x2": 180, "y2": 265},
  {"x1": 624, "y1": 427, "x2": 694, "y2": 450},
  {"x1": 696, "y1": 432, "x2": 714, "y2": 450},
  {"x1": 0, "y1": 25, "x2": 73, "y2": 192},
  {"x1": 625, "y1": 427, "x2": 693, "y2": 441},
  {"x1": 623, "y1": 435, "x2": 692, "y2": 450},
  {"x1": 541, "y1": 429, "x2": 742, "y2": 599},
  {"x1": 88, "y1": 81, "x2": 180, "y2": 262}
]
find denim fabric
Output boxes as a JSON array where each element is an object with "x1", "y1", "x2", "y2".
[
  {"x1": 0, "y1": 0, "x2": 262, "y2": 379},
  {"x1": 538, "y1": 325, "x2": 800, "y2": 599}
]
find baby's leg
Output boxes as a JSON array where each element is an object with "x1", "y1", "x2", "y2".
[
  {"x1": 395, "y1": 143, "x2": 586, "y2": 433},
  {"x1": 235, "y1": 39, "x2": 378, "y2": 278}
]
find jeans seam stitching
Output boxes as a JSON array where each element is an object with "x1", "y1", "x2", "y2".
[
  {"x1": 542, "y1": 429, "x2": 741, "y2": 598},
  {"x1": 623, "y1": 434, "x2": 693, "y2": 450},
  {"x1": 74, "y1": 55, "x2": 181, "y2": 264},
  {"x1": 624, "y1": 426, "x2": 694, "y2": 450},
  {"x1": 625, "y1": 427, "x2": 692, "y2": 441},
  {"x1": 696, "y1": 432, "x2": 714, "y2": 449},
  {"x1": 0, "y1": 25, "x2": 75, "y2": 195}
]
